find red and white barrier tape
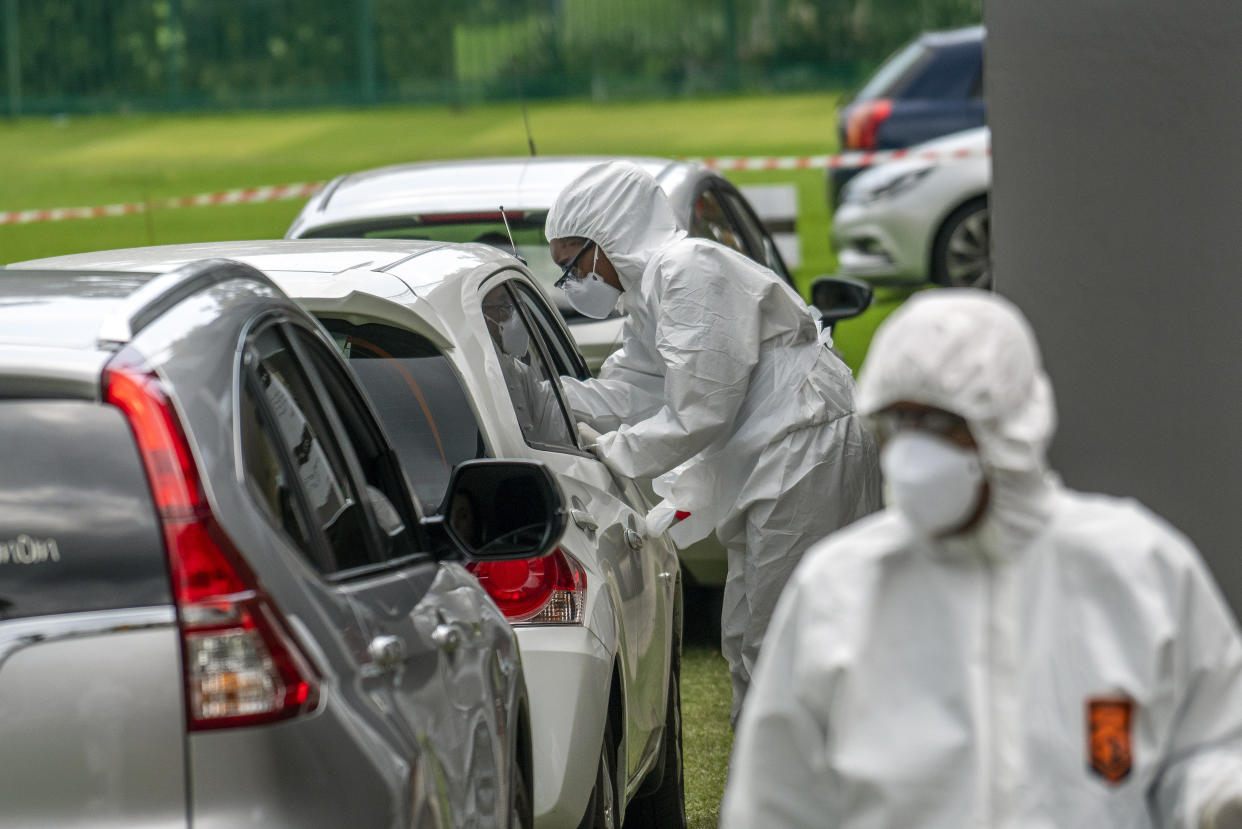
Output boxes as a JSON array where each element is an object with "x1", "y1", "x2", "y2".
[
  {"x1": 0, "y1": 181, "x2": 324, "y2": 226},
  {"x1": 690, "y1": 145, "x2": 989, "y2": 172},
  {"x1": 1, "y1": 145, "x2": 991, "y2": 226}
]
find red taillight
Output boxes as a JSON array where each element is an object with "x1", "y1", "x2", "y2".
[
  {"x1": 466, "y1": 548, "x2": 585, "y2": 625},
  {"x1": 845, "y1": 99, "x2": 893, "y2": 150},
  {"x1": 105, "y1": 359, "x2": 319, "y2": 730}
]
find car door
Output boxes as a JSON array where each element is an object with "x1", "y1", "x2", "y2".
[
  {"x1": 485, "y1": 274, "x2": 677, "y2": 780},
  {"x1": 240, "y1": 319, "x2": 503, "y2": 828}
]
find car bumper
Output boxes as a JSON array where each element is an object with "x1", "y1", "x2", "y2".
[
  {"x1": 517, "y1": 625, "x2": 613, "y2": 829},
  {"x1": 831, "y1": 199, "x2": 932, "y2": 285}
]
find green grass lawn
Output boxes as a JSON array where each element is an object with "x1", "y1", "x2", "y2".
[{"x1": 0, "y1": 94, "x2": 916, "y2": 825}]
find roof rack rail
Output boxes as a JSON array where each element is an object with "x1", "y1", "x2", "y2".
[{"x1": 97, "y1": 258, "x2": 276, "y2": 347}]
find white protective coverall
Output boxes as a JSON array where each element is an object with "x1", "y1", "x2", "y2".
[
  {"x1": 721, "y1": 290, "x2": 1242, "y2": 829},
  {"x1": 545, "y1": 161, "x2": 882, "y2": 720}
]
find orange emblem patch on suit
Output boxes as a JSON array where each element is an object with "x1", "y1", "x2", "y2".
[{"x1": 1087, "y1": 698, "x2": 1134, "y2": 784}]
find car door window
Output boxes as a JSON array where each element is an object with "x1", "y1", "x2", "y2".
[
  {"x1": 286, "y1": 324, "x2": 420, "y2": 565},
  {"x1": 511, "y1": 280, "x2": 591, "y2": 381},
  {"x1": 690, "y1": 189, "x2": 749, "y2": 256},
  {"x1": 481, "y1": 283, "x2": 578, "y2": 451},
  {"x1": 717, "y1": 187, "x2": 794, "y2": 280},
  {"x1": 242, "y1": 324, "x2": 376, "y2": 574},
  {"x1": 318, "y1": 318, "x2": 487, "y2": 511}
]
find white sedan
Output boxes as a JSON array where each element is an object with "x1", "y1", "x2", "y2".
[
  {"x1": 18, "y1": 239, "x2": 685, "y2": 829},
  {"x1": 833, "y1": 126, "x2": 991, "y2": 288}
]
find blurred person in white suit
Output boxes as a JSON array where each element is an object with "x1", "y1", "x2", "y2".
[{"x1": 722, "y1": 289, "x2": 1242, "y2": 829}]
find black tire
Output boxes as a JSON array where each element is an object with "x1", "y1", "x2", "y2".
[
  {"x1": 509, "y1": 746, "x2": 533, "y2": 829},
  {"x1": 930, "y1": 196, "x2": 991, "y2": 288},
  {"x1": 577, "y1": 717, "x2": 621, "y2": 829},
  {"x1": 622, "y1": 656, "x2": 686, "y2": 829}
]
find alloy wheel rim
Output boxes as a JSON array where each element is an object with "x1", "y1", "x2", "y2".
[{"x1": 945, "y1": 209, "x2": 992, "y2": 288}]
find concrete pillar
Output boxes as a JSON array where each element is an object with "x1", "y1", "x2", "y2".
[{"x1": 985, "y1": 0, "x2": 1242, "y2": 619}]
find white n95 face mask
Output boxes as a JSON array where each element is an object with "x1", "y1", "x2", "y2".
[
  {"x1": 561, "y1": 248, "x2": 621, "y2": 319},
  {"x1": 498, "y1": 314, "x2": 530, "y2": 357},
  {"x1": 881, "y1": 430, "x2": 984, "y2": 537}
]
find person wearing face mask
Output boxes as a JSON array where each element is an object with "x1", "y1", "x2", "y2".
[
  {"x1": 482, "y1": 288, "x2": 565, "y2": 441},
  {"x1": 721, "y1": 289, "x2": 1242, "y2": 829},
  {"x1": 545, "y1": 160, "x2": 883, "y2": 727}
]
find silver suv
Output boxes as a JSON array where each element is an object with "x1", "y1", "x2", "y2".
[{"x1": 0, "y1": 260, "x2": 565, "y2": 827}]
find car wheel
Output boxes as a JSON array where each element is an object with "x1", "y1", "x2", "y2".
[
  {"x1": 931, "y1": 197, "x2": 991, "y2": 288},
  {"x1": 509, "y1": 746, "x2": 533, "y2": 829},
  {"x1": 577, "y1": 717, "x2": 621, "y2": 829},
  {"x1": 622, "y1": 654, "x2": 686, "y2": 829}
]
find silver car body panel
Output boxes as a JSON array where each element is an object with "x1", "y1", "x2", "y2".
[
  {"x1": 0, "y1": 610, "x2": 185, "y2": 828},
  {"x1": 2, "y1": 249, "x2": 530, "y2": 829}
]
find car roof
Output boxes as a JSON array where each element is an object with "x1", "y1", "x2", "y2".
[
  {"x1": 0, "y1": 269, "x2": 158, "y2": 351},
  {"x1": 10, "y1": 239, "x2": 525, "y2": 349},
  {"x1": 919, "y1": 25, "x2": 985, "y2": 48},
  {"x1": 290, "y1": 155, "x2": 704, "y2": 236}
]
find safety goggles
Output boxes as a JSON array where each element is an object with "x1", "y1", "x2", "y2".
[
  {"x1": 869, "y1": 405, "x2": 974, "y2": 447},
  {"x1": 553, "y1": 240, "x2": 595, "y2": 290}
]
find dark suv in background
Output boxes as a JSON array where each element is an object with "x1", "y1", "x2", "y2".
[
  {"x1": 0, "y1": 259, "x2": 563, "y2": 827},
  {"x1": 830, "y1": 25, "x2": 985, "y2": 205}
]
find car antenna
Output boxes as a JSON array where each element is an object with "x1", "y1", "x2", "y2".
[
  {"x1": 513, "y1": 62, "x2": 537, "y2": 156},
  {"x1": 497, "y1": 206, "x2": 528, "y2": 265}
]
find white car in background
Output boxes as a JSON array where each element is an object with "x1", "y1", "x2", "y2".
[
  {"x1": 833, "y1": 126, "x2": 991, "y2": 288},
  {"x1": 285, "y1": 155, "x2": 874, "y2": 589},
  {"x1": 17, "y1": 239, "x2": 686, "y2": 829}
]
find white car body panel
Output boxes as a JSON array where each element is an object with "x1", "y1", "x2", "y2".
[{"x1": 832, "y1": 127, "x2": 991, "y2": 284}]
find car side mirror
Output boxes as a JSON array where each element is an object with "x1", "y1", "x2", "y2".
[
  {"x1": 810, "y1": 275, "x2": 873, "y2": 325},
  {"x1": 423, "y1": 459, "x2": 567, "y2": 560}
]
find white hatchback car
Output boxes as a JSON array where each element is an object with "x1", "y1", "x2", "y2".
[
  {"x1": 17, "y1": 240, "x2": 685, "y2": 829},
  {"x1": 832, "y1": 126, "x2": 991, "y2": 288}
]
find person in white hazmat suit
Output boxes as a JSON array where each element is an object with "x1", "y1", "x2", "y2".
[
  {"x1": 721, "y1": 289, "x2": 1242, "y2": 829},
  {"x1": 544, "y1": 160, "x2": 883, "y2": 725}
]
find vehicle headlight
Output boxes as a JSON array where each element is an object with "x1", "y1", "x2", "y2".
[{"x1": 843, "y1": 165, "x2": 935, "y2": 204}]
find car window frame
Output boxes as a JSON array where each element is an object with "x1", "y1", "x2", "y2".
[
  {"x1": 479, "y1": 272, "x2": 594, "y2": 458},
  {"x1": 711, "y1": 181, "x2": 797, "y2": 287}
]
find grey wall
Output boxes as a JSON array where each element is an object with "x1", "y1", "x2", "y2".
[{"x1": 985, "y1": 0, "x2": 1242, "y2": 619}]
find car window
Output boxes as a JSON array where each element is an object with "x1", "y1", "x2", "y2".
[
  {"x1": 717, "y1": 187, "x2": 793, "y2": 280},
  {"x1": 691, "y1": 189, "x2": 749, "y2": 256},
  {"x1": 287, "y1": 324, "x2": 420, "y2": 564},
  {"x1": 902, "y1": 42, "x2": 983, "y2": 100},
  {"x1": 302, "y1": 211, "x2": 565, "y2": 291},
  {"x1": 318, "y1": 317, "x2": 488, "y2": 510},
  {"x1": 855, "y1": 39, "x2": 931, "y2": 101},
  {"x1": 511, "y1": 280, "x2": 591, "y2": 381},
  {"x1": 481, "y1": 283, "x2": 578, "y2": 450},
  {"x1": 243, "y1": 324, "x2": 376, "y2": 574}
]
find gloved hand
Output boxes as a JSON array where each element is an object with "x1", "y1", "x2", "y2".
[
  {"x1": 576, "y1": 421, "x2": 602, "y2": 448},
  {"x1": 577, "y1": 421, "x2": 623, "y2": 475},
  {"x1": 1203, "y1": 796, "x2": 1242, "y2": 829}
]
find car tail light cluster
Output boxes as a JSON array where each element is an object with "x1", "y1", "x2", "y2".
[
  {"x1": 846, "y1": 99, "x2": 893, "y2": 150},
  {"x1": 466, "y1": 548, "x2": 585, "y2": 625},
  {"x1": 105, "y1": 359, "x2": 319, "y2": 730}
]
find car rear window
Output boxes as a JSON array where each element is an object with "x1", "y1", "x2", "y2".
[
  {"x1": 0, "y1": 401, "x2": 170, "y2": 621},
  {"x1": 900, "y1": 42, "x2": 983, "y2": 100},
  {"x1": 854, "y1": 39, "x2": 931, "y2": 101},
  {"x1": 302, "y1": 212, "x2": 563, "y2": 290},
  {"x1": 318, "y1": 319, "x2": 487, "y2": 511}
]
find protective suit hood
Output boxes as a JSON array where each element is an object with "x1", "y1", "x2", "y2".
[
  {"x1": 545, "y1": 160, "x2": 684, "y2": 291},
  {"x1": 857, "y1": 289, "x2": 1056, "y2": 475}
]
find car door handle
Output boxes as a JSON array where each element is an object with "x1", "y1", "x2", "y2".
[
  {"x1": 624, "y1": 528, "x2": 645, "y2": 551},
  {"x1": 367, "y1": 634, "x2": 406, "y2": 673},
  {"x1": 431, "y1": 623, "x2": 461, "y2": 654},
  {"x1": 571, "y1": 509, "x2": 599, "y2": 533}
]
